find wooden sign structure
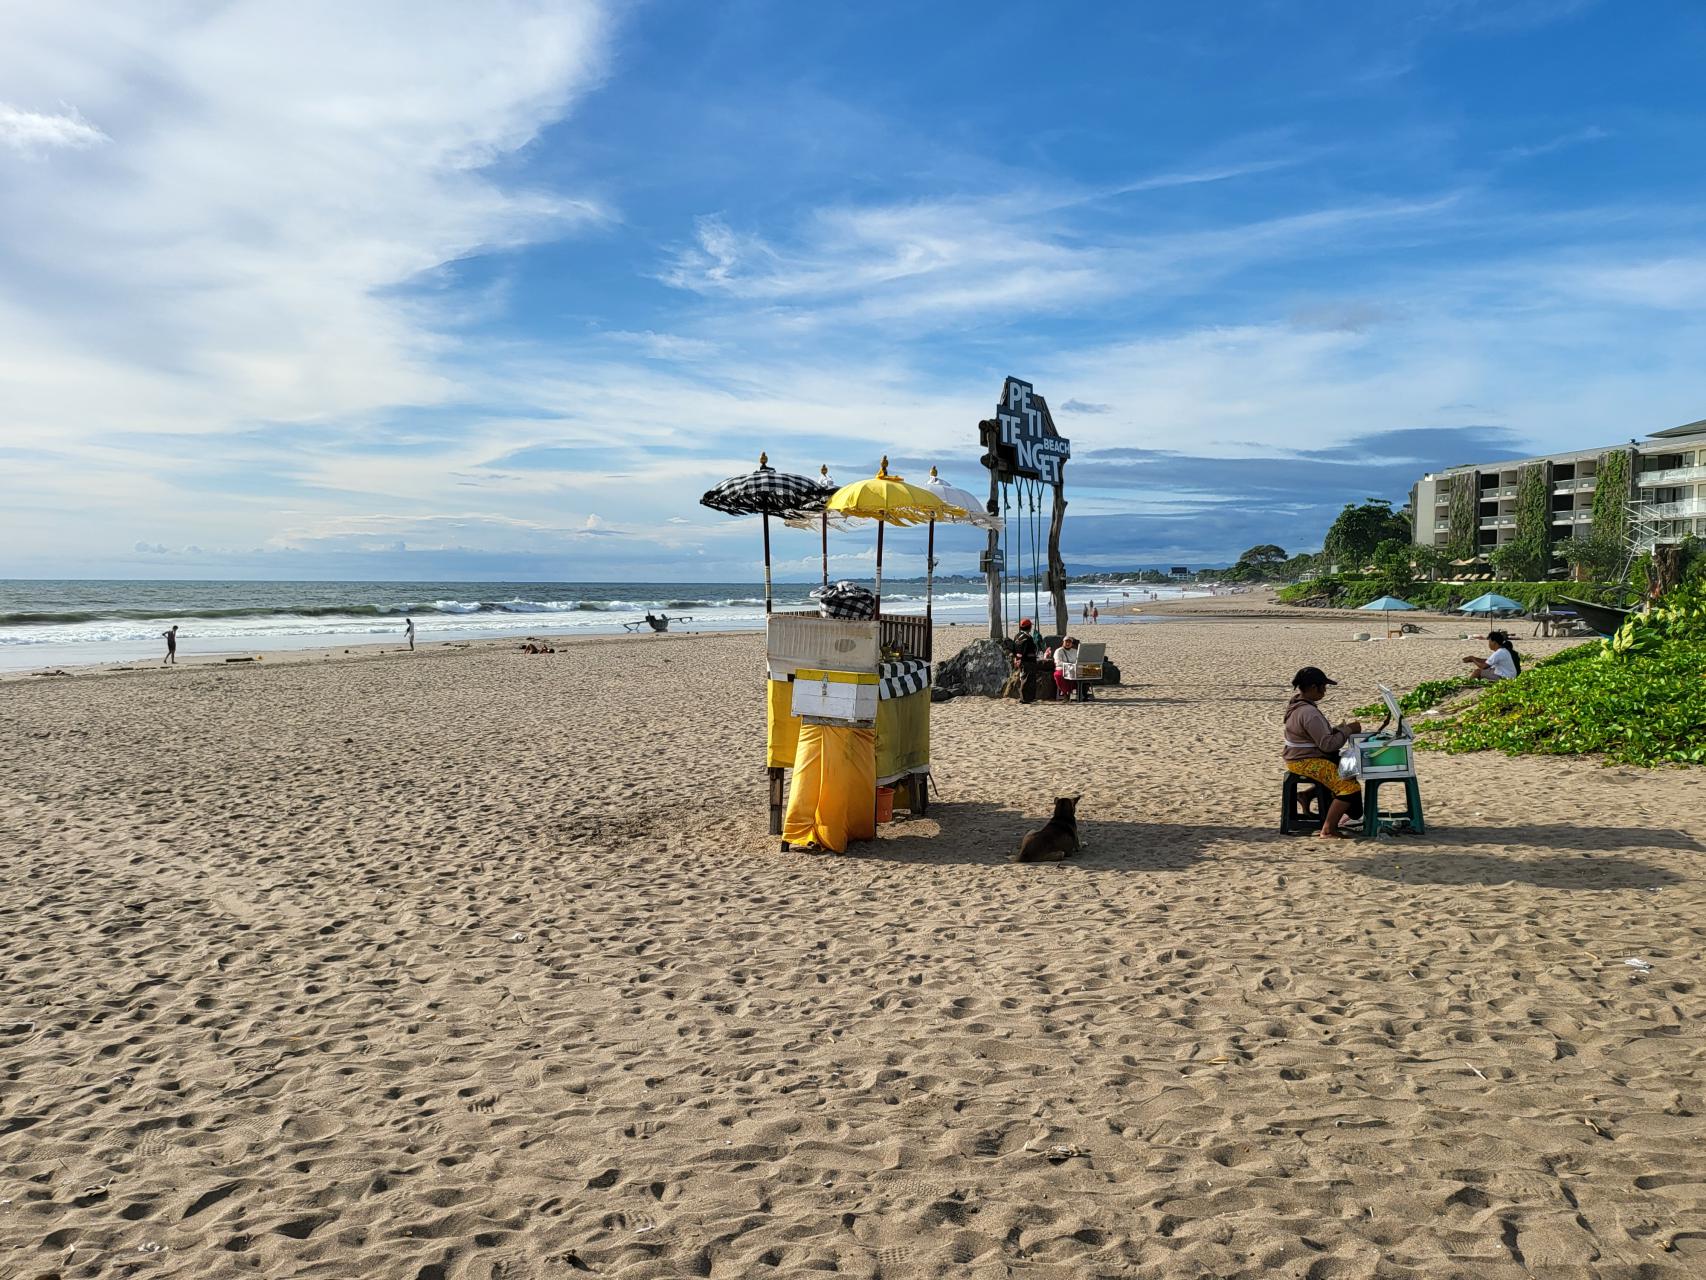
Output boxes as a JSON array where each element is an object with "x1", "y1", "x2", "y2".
[{"x1": 978, "y1": 378, "x2": 1071, "y2": 641}]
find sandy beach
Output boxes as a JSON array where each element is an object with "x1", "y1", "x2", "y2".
[{"x1": 4, "y1": 611, "x2": 1704, "y2": 1279}]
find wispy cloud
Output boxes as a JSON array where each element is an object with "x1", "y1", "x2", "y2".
[
  {"x1": 0, "y1": 101, "x2": 106, "y2": 154},
  {"x1": 1502, "y1": 124, "x2": 1610, "y2": 161},
  {"x1": 0, "y1": 1, "x2": 612, "y2": 454},
  {"x1": 658, "y1": 191, "x2": 1461, "y2": 328}
]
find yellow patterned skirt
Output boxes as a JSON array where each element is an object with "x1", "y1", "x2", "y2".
[{"x1": 1285, "y1": 757, "x2": 1361, "y2": 798}]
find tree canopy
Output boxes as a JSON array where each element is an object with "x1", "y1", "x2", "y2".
[{"x1": 1323, "y1": 499, "x2": 1410, "y2": 567}]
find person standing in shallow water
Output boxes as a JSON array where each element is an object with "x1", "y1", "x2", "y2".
[
  {"x1": 404, "y1": 616, "x2": 415, "y2": 651},
  {"x1": 161, "y1": 625, "x2": 178, "y2": 666}
]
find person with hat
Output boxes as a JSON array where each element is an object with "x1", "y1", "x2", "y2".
[
  {"x1": 1012, "y1": 618, "x2": 1040, "y2": 703},
  {"x1": 1282, "y1": 666, "x2": 1364, "y2": 838}
]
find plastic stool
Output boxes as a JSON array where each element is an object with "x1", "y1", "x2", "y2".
[
  {"x1": 1363, "y1": 776, "x2": 1424, "y2": 836},
  {"x1": 1280, "y1": 772, "x2": 1328, "y2": 835}
]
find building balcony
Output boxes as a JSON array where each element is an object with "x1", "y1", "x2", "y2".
[
  {"x1": 1550, "y1": 511, "x2": 1593, "y2": 524},
  {"x1": 1552, "y1": 479, "x2": 1597, "y2": 494},
  {"x1": 1643, "y1": 498, "x2": 1706, "y2": 521},
  {"x1": 1434, "y1": 521, "x2": 1450, "y2": 533},
  {"x1": 1485, "y1": 485, "x2": 1518, "y2": 499},
  {"x1": 1637, "y1": 464, "x2": 1706, "y2": 488},
  {"x1": 1478, "y1": 516, "x2": 1517, "y2": 530}
]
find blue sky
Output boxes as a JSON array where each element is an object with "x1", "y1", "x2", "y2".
[{"x1": 3, "y1": 0, "x2": 1705, "y2": 580}]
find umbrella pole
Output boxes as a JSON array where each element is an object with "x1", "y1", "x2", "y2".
[
  {"x1": 762, "y1": 512, "x2": 774, "y2": 615},
  {"x1": 821, "y1": 513, "x2": 828, "y2": 590},
  {"x1": 925, "y1": 518, "x2": 935, "y2": 656},
  {"x1": 874, "y1": 520, "x2": 884, "y2": 620}
]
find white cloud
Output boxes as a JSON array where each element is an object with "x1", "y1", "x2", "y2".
[
  {"x1": 0, "y1": 102, "x2": 107, "y2": 154},
  {"x1": 1560, "y1": 255, "x2": 1706, "y2": 310},
  {"x1": 0, "y1": 1, "x2": 610, "y2": 454},
  {"x1": 658, "y1": 191, "x2": 1460, "y2": 327},
  {"x1": 1502, "y1": 124, "x2": 1610, "y2": 162}
]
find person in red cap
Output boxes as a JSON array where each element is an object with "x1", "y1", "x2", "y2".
[
  {"x1": 1282, "y1": 666, "x2": 1363, "y2": 837},
  {"x1": 1013, "y1": 618, "x2": 1039, "y2": 703}
]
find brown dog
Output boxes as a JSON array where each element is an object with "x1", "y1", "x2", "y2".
[{"x1": 1012, "y1": 795, "x2": 1081, "y2": 862}]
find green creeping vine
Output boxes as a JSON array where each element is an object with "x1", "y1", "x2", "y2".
[{"x1": 1417, "y1": 587, "x2": 1706, "y2": 766}]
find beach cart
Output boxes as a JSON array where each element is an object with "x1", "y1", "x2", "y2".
[{"x1": 762, "y1": 460, "x2": 965, "y2": 850}]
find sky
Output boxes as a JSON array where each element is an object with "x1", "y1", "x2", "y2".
[{"x1": 3, "y1": 0, "x2": 1705, "y2": 582}]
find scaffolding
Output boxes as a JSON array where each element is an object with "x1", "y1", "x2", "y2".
[{"x1": 1621, "y1": 493, "x2": 1668, "y2": 587}]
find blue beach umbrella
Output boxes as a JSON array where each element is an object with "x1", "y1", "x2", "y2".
[
  {"x1": 1359, "y1": 595, "x2": 1418, "y2": 612},
  {"x1": 1459, "y1": 592, "x2": 1523, "y2": 615}
]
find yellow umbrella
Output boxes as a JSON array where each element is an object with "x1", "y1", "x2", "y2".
[{"x1": 826, "y1": 457, "x2": 964, "y2": 616}]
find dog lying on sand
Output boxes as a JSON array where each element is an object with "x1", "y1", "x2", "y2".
[{"x1": 1011, "y1": 795, "x2": 1081, "y2": 862}]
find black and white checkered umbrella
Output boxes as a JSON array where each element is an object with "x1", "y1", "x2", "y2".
[
  {"x1": 700, "y1": 457, "x2": 832, "y2": 519},
  {"x1": 699, "y1": 454, "x2": 834, "y2": 613}
]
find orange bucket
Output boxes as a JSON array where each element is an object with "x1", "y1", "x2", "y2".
[{"x1": 875, "y1": 785, "x2": 895, "y2": 824}]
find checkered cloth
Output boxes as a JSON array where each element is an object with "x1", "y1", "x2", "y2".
[
  {"x1": 812, "y1": 580, "x2": 876, "y2": 620},
  {"x1": 700, "y1": 465, "x2": 833, "y2": 518},
  {"x1": 878, "y1": 658, "x2": 930, "y2": 700}
]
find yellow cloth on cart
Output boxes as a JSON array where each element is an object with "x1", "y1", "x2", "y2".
[
  {"x1": 767, "y1": 680, "x2": 929, "y2": 782},
  {"x1": 875, "y1": 688, "x2": 929, "y2": 782},
  {"x1": 783, "y1": 723, "x2": 877, "y2": 853},
  {"x1": 767, "y1": 679, "x2": 801, "y2": 769}
]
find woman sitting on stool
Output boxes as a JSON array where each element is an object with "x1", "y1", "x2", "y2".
[
  {"x1": 1052, "y1": 636, "x2": 1092, "y2": 700},
  {"x1": 1282, "y1": 665, "x2": 1363, "y2": 839}
]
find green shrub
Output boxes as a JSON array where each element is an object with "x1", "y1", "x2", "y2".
[
  {"x1": 1353, "y1": 676, "x2": 1479, "y2": 719},
  {"x1": 1275, "y1": 577, "x2": 1624, "y2": 611},
  {"x1": 1419, "y1": 587, "x2": 1706, "y2": 766},
  {"x1": 1418, "y1": 639, "x2": 1706, "y2": 765}
]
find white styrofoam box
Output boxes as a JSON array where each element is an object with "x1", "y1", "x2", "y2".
[
  {"x1": 1070, "y1": 641, "x2": 1106, "y2": 681},
  {"x1": 791, "y1": 668, "x2": 879, "y2": 726},
  {"x1": 1338, "y1": 735, "x2": 1416, "y2": 780},
  {"x1": 766, "y1": 614, "x2": 880, "y2": 680}
]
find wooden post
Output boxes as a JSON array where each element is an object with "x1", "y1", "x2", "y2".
[
  {"x1": 1049, "y1": 482, "x2": 1068, "y2": 638},
  {"x1": 768, "y1": 765, "x2": 785, "y2": 836},
  {"x1": 985, "y1": 466, "x2": 1003, "y2": 641}
]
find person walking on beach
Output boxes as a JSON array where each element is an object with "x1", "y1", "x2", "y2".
[
  {"x1": 161, "y1": 625, "x2": 178, "y2": 666},
  {"x1": 1282, "y1": 666, "x2": 1364, "y2": 839},
  {"x1": 1091, "y1": 604, "x2": 1100, "y2": 624},
  {"x1": 1013, "y1": 618, "x2": 1039, "y2": 703},
  {"x1": 404, "y1": 616, "x2": 416, "y2": 651}
]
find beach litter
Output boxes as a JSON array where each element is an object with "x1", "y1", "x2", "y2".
[
  {"x1": 1622, "y1": 957, "x2": 1654, "y2": 972},
  {"x1": 1023, "y1": 1143, "x2": 1089, "y2": 1164},
  {"x1": 508, "y1": 931, "x2": 527, "y2": 942}
]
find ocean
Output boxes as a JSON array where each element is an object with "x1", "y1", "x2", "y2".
[{"x1": 0, "y1": 580, "x2": 1194, "y2": 671}]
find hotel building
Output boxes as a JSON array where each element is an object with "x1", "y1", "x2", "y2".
[{"x1": 1410, "y1": 418, "x2": 1706, "y2": 561}]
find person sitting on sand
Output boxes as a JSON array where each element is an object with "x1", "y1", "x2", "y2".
[
  {"x1": 1282, "y1": 666, "x2": 1364, "y2": 839},
  {"x1": 1463, "y1": 629, "x2": 1521, "y2": 681}
]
